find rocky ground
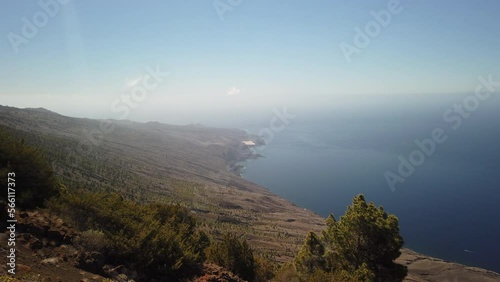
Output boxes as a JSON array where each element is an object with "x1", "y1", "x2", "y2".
[
  {"x1": 191, "y1": 263, "x2": 246, "y2": 282},
  {"x1": 0, "y1": 211, "x2": 106, "y2": 281},
  {"x1": 398, "y1": 249, "x2": 500, "y2": 282},
  {"x1": 0, "y1": 211, "x2": 249, "y2": 282}
]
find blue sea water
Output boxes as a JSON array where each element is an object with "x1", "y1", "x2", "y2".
[{"x1": 240, "y1": 94, "x2": 500, "y2": 272}]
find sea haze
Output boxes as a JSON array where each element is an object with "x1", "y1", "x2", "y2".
[{"x1": 240, "y1": 94, "x2": 500, "y2": 272}]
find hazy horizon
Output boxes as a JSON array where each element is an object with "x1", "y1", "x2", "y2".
[{"x1": 0, "y1": 91, "x2": 493, "y2": 130}]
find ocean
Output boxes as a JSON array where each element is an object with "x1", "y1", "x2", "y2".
[{"x1": 239, "y1": 94, "x2": 500, "y2": 272}]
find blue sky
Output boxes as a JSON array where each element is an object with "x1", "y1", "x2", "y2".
[{"x1": 1, "y1": 0, "x2": 499, "y2": 124}]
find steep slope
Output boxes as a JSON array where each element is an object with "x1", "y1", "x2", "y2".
[
  {"x1": 0, "y1": 105, "x2": 498, "y2": 281},
  {"x1": 0, "y1": 105, "x2": 325, "y2": 262}
]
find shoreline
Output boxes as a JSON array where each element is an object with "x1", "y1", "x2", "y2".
[{"x1": 226, "y1": 134, "x2": 265, "y2": 176}]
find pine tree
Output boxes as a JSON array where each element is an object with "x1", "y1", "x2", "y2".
[
  {"x1": 294, "y1": 231, "x2": 325, "y2": 274},
  {"x1": 322, "y1": 194, "x2": 407, "y2": 281}
]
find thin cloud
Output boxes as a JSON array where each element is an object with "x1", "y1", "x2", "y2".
[
  {"x1": 227, "y1": 87, "x2": 241, "y2": 96},
  {"x1": 127, "y1": 77, "x2": 143, "y2": 88}
]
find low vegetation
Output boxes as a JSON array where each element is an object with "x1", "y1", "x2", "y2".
[{"x1": 48, "y1": 190, "x2": 210, "y2": 280}]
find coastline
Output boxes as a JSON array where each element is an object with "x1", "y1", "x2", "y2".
[{"x1": 226, "y1": 134, "x2": 265, "y2": 176}]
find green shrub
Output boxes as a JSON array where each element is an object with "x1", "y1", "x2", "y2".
[
  {"x1": 254, "y1": 255, "x2": 276, "y2": 282},
  {"x1": 207, "y1": 232, "x2": 256, "y2": 281},
  {"x1": 0, "y1": 127, "x2": 59, "y2": 209},
  {"x1": 49, "y1": 190, "x2": 209, "y2": 280},
  {"x1": 76, "y1": 230, "x2": 110, "y2": 253},
  {"x1": 273, "y1": 263, "x2": 301, "y2": 282}
]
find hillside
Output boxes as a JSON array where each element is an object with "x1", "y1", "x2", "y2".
[{"x1": 1, "y1": 105, "x2": 499, "y2": 281}]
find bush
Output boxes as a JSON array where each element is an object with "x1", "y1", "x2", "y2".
[
  {"x1": 76, "y1": 229, "x2": 110, "y2": 253},
  {"x1": 273, "y1": 263, "x2": 302, "y2": 282},
  {"x1": 49, "y1": 190, "x2": 210, "y2": 280},
  {"x1": 207, "y1": 232, "x2": 256, "y2": 281},
  {"x1": 254, "y1": 255, "x2": 276, "y2": 282},
  {"x1": 0, "y1": 127, "x2": 59, "y2": 209}
]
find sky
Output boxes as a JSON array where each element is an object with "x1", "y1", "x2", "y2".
[{"x1": 1, "y1": 0, "x2": 499, "y2": 125}]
